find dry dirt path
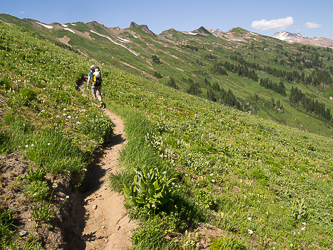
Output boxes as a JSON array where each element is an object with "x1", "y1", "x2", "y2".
[{"x1": 80, "y1": 108, "x2": 137, "y2": 250}]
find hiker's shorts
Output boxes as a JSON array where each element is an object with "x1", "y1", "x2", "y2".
[{"x1": 91, "y1": 85, "x2": 101, "y2": 99}]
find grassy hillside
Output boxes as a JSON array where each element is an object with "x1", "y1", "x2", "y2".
[
  {"x1": 1, "y1": 18, "x2": 333, "y2": 249},
  {"x1": 0, "y1": 20, "x2": 114, "y2": 248},
  {"x1": 1, "y1": 14, "x2": 332, "y2": 138}
]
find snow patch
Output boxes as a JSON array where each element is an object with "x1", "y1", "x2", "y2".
[
  {"x1": 182, "y1": 31, "x2": 198, "y2": 36},
  {"x1": 90, "y1": 30, "x2": 138, "y2": 56},
  {"x1": 62, "y1": 24, "x2": 68, "y2": 28},
  {"x1": 37, "y1": 22, "x2": 53, "y2": 29},
  {"x1": 64, "y1": 28, "x2": 75, "y2": 34},
  {"x1": 133, "y1": 35, "x2": 138, "y2": 38},
  {"x1": 118, "y1": 37, "x2": 130, "y2": 43}
]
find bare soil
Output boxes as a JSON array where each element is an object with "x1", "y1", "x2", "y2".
[
  {"x1": 0, "y1": 108, "x2": 137, "y2": 249},
  {"x1": 79, "y1": 109, "x2": 137, "y2": 250}
]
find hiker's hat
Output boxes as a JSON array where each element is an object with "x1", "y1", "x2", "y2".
[{"x1": 90, "y1": 65, "x2": 95, "y2": 69}]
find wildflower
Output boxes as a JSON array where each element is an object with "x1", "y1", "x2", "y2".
[
  {"x1": 31, "y1": 144, "x2": 34, "y2": 147},
  {"x1": 301, "y1": 227, "x2": 306, "y2": 231},
  {"x1": 83, "y1": 168, "x2": 87, "y2": 171},
  {"x1": 47, "y1": 143, "x2": 50, "y2": 146},
  {"x1": 33, "y1": 193, "x2": 37, "y2": 196},
  {"x1": 302, "y1": 222, "x2": 306, "y2": 225},
  {"x1": 210, "y1": 173, "x2": 214, "y2": 176},
  {"x1": 25, "y1": 145, "x2": 28, "y2": 148},
  {"x1": 211, "y1": 179, "x2": 216, "y2": 183},
  {"x1": 52, "y1": 183, "x2": 58, "y2": 188},
  {"x1": 152, "y1": 204, "x2": 156, "y2": 208},
  {"x1": 63, "y1": 113, "x2": 66, "y2": 116},
  {"x1": 63, "y1": 108, "x2": 67, "y2": 111},
  {"x1": 56, "y1": 115, "x2": 60, "y2": 118},
  {"x1": 247, "y1": 217, "x2": 252, "y2": 221},
  {"x1": 76, "y1": 122, "x2": 80, "y2": 124},
  {"x1": 41, "y1": 110, "x2": 45, "y2": 112},
  {"x1": 248, "y1": 229, "x2": 253, "y2": 235},
  {"x1": 162, "y1": 171, "x2": 166, "y2": 175},
  {"x1": 66, "y1": 195, "x2": 69, "y2": 199},
  {"x1": 67, "y1": 116, "x2": 71, "y2": 119}
]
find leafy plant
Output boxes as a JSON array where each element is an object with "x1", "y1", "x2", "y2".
[
  {"x1": 124, "y1": 166, "x2": 175, "y2": 210},
  {"x1": 0, "y1": 208, "x2": 15, "y2": 246},
  {"x1": 291, "y1": 198, "x2": 308, "y2": 221},
  {"x1": 0, "y1": 74, "x2": 11, "y2": 90},
  {"x1": 24, "y1": 167, "x2": 46, "y2": 182},
  {"x1": 24, "y1": 180, "x2": 49, "y2": 201},
  {"x1": 31, "y1": 202, "x2": 54, "y2": 226},
  {"x1": 209, "y1": 237, "x2": 247, "y2": 250}
]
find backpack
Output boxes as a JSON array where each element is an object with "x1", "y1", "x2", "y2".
[{"x1": 90, "y1": 66, "x2": 102, "y2": 86}]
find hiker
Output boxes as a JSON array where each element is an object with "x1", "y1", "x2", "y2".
[{"x1": 87, "y1": 65, "x2": 105, "y2": 108}]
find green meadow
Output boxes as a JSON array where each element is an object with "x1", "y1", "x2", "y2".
[{"x1": 0, "y1": 16, "x2": 333, "y2": 249}]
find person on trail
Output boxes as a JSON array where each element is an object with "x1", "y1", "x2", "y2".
[{"x1": 87, "y1": 65, "x2": 105, "y2": 108}]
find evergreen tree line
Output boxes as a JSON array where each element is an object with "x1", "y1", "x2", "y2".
[
  {"x1": 289, "y1": 87, "x2": 332, "y2": 121},
  {"x1": 204, "y1": 78, "x2": 242, "y2": 110},
  {"x1": 182, "y1": 44, "x2": 199, "y2": 51},
  {"x1": 166, "y1": 77, "x2": 179, "y2": 90},
  {"x1": 230, "y1": 55, "x2": 332, "y2": 86},
  {"x1": 260, "y1": 78, "x2": 286, "y2": 95},
  {"x1": 217, "y1": 61, "x2": 259, "y2": 82}
]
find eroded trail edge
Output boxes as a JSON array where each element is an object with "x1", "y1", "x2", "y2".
[{"x1": 80, "y1": 109, "x2": 137, "y2": 250}]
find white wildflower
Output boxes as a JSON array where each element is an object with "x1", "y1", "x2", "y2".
[
  {"x1": 31, "y1": 144, "x2": 34, "y2": 147},
  {"x1": 25, "y1": 145, "x2": 28, "y2": 148},
  {"x1": 211, "y1": 179, "x2": 216, "y2": 183},
  {"x1": 52, "y1": 183, "x2": 58, "y2": 188},
  {"x1": 248, "y1": 229, "x2": 253, "y2": 235},
  {"x1": 33, "y1": 193, "x2": 37, "y2": 196},
  {"x1": 247, "y1": 217, "x2": 252, "y2": 221},
  {"x1": 47, "y1": 143, "x2": 50, "y2": 146},
  {"x1": 66, "y1": 195, "x2": 69, "y2": 199}
]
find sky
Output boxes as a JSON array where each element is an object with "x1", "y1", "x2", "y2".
[{"x1": 2, "y1": 0, "x2": 333, "y2": 39}]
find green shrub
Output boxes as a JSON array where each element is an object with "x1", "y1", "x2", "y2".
[
  {"x1": 209, "y1": 237, "x2": 247, "y2": 250},
  {"x1": 251, "y1": 168, "x2": 269, "y2": 186},
  {"x1": 131, "y1": 216, "x2": 176, "y2": 250},
  {"x1": 0, "y1": 208, "x2": 15, "y2": 246},
  {"x1": 79, "y1": 115, "x2": 114, "y2": 144},
  {"x1": 0, "y1": 74, "x2": 12, "y2": 90},
  {"x1": 24, "y1": 129, "x2": 86, "y2": 174},
  {"x1": 24, "y1": 180, "x2": 49, "y2": 201},
  {"x1": 20, "y1": 88, "x2": 36, "y2": 101},
  {"x1": 4, "y1": 114, "x2": 17, "y2": 125},
  {"x1": 24, "y1": 168, "x2": 46, "y2": 182},
  {"x1": 124, "y1": 166, "x2": 175, "y2": 210}
]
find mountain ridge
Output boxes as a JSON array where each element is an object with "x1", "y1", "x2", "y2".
[
  {"x1": 1, "y1": 13, "x2": 333, "y2": 137},
  {"x1": 273, "y1": 31, "x2": 333, "y2": 48}
]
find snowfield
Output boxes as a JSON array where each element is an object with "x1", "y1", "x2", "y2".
[
  {"x1": 90, "y1": 30, "x2": 138, "y2": 56},
  {"x1": 37, "y1": 22, "x2": 53, "y2": 29},
  {"x1": 64, "y1": 28, "x2": 75, "y2": 34}
]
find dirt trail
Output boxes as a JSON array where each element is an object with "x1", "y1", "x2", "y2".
[{"x1": 80, "y1": 108, "x2": 137, "y2": 249}]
